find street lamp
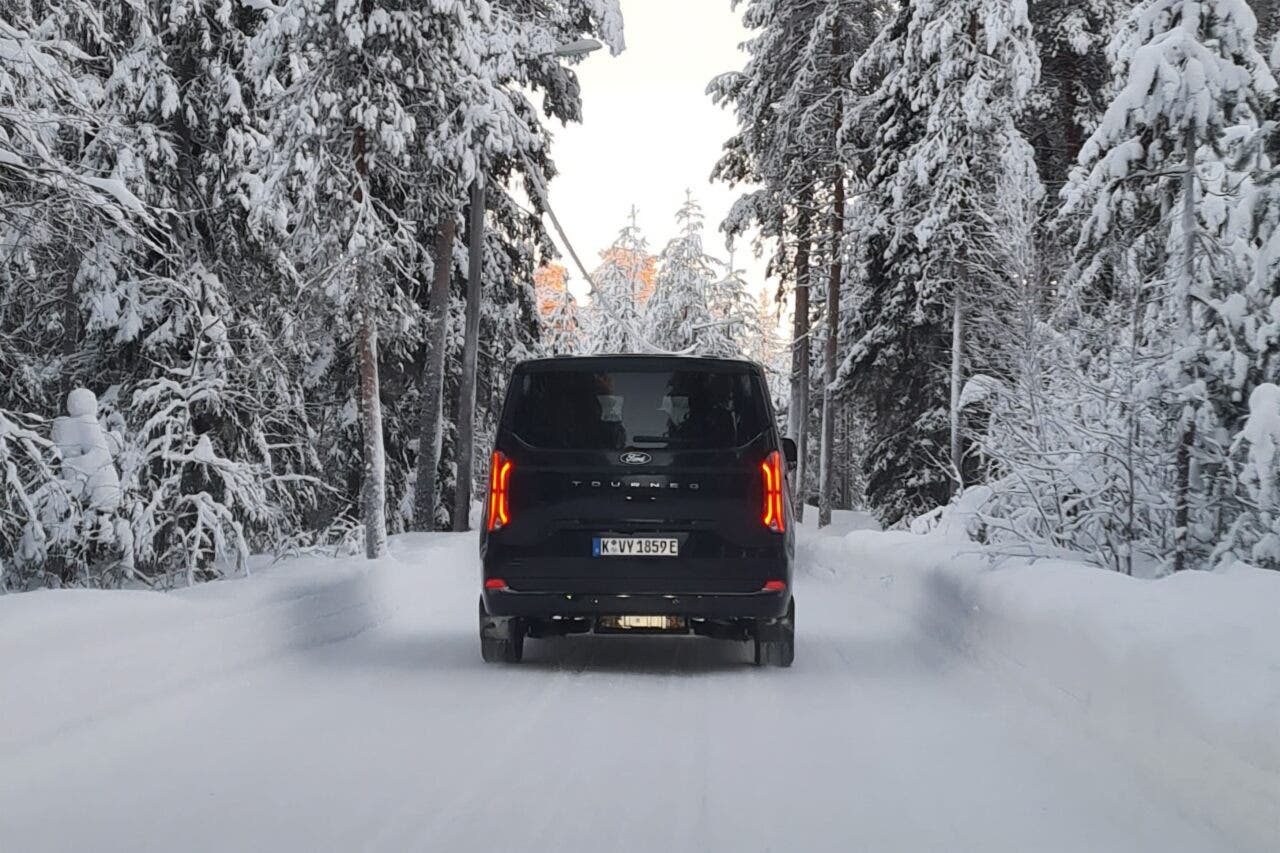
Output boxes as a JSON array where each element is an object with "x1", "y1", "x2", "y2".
[{"x1": 453, "y1": 37, "x2": 603, "y2": 531}]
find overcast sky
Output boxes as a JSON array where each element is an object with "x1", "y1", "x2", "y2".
[{"x1": 543, "y1": 1, "x2": 768, "y2": 300}]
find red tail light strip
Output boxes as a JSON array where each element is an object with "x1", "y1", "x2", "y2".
[
  {"x1": 761, "y1": 450, "x2": 786, "y2": 533},
  {"x1": 486, "y1": 451, "x2": 513, "y2": 532}
]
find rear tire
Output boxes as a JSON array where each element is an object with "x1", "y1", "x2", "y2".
[
  {"x1": 753, "y1": 597, "x2": 795, "y2": 668},
  {"x1": 479, "y1": 596, "x2": 525, "y2": 664},
  {"x1": 481, "y1": 634, "x2": 524, "y2": 664}
]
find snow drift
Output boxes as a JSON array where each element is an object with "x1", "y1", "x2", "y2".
[
  {"x1": 802, "y1": 526, "x2": 1280, "y2": 851},
  {"x1": 0, "y1": 534, "x2": 471, "y2": 761}
]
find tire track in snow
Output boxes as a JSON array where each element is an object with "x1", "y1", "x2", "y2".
[{"x1": 359, "y1": 638, "x2": 598, "y2": 850}]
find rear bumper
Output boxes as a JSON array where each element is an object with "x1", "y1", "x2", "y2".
[{"x1": 483, "y1": 588, "x2": 791, "y2": 620}]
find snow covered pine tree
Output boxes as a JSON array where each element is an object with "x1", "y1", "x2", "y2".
[
  {"x1": 1059, "y1": 0, "x2": 1276, "y2": 571},
  {"x1": 648, "y1": 193, "x2": 719, "y2": 354},
  {"x1": 244, "y1": 0, "x2": 623, "y2": 553},
  {"x1": 839, "y1": 0, "x2": 1041, "y2": 526},
  {"x1": 586, "y1": 209, "x2": 654, "y2": 353}
]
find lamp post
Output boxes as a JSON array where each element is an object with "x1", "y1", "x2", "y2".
[{"x1": 452, "y1": 37, "x2": 603, "y2": 531}]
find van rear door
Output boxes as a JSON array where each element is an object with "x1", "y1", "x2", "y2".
[{"x1": 487, "y1": 361, "x2": 784, "y2": 593}]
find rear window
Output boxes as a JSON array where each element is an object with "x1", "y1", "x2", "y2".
[{"x1": 505, "y1": 367, "x2": 769, "y2": 450}]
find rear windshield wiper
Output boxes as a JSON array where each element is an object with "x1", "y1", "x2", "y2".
[
  {"x1": 632, "y1": 435, "x2": 715, "y2": 447},
  {"x1": 631, "y1": 435, "x2": 677, "y2": 446}
]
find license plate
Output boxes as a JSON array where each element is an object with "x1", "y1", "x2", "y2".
[
  {"x1": 599, "y1": 615, "x2": 687, "y2": 631},
  {"x1": 593, "y1": 537, "x2": 679, "y2": 557}
]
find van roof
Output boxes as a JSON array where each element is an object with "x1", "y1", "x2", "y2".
[{"x1": 515, "y1": 354, "x2": 764, "y2": 373}]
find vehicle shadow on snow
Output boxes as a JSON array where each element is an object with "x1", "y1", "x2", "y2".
[
  {"x1": 523, "y1": 634, "x2": 757, "y2": 674},
  {"x1": 278, "y1": 565, "x2": 952, "y2": 678},
  {"x1": 302, "y1": 620, "x2": 952, "y2": 680},
  {"x1": 273, "y1": 563, "x2": 758, "y2": 674},
  {"x1": 272, "y1": 568, "x2": 752, "y2": 675},
  {"x1": 522, "y1": 629, "x2": 954, "y2": 677}
]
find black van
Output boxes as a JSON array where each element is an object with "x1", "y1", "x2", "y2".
[{"x1": 478, "y1": 355, "x2": 796, "y2": 666}]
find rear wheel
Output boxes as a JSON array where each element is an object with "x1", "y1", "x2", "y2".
[
  {"x1": 481, "y1": 634, "x2": 524, "y2": 664},
  {"x1": 479, "y1": 596, "x2": 525, "y2": 664},
  {"x1": 753, "y1": 597, "x2": 795, "y2": 668}
]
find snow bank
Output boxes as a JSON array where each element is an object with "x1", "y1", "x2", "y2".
[
  {"x1": 803, "y1": 528, "x2": 1280, "y2": 851},
  {"x1": 0, "y1": 534, "x2": 466, "y2": 760}
]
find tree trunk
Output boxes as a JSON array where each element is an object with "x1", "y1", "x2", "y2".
[
  {"x1": 950, "y1": 288, "x2": 965, "y2": 496},
  {"x1": 351, "y1": 124, "x2": 387, "y2": 558},
  {"x1": 1173, "y1": 126, "x2": 1199, "y2": 572},
  {"x1": 1124, "y1": 250, "x2": 1141, "y2": 577},
  {"x1": 789, "y1": 196, "x2": 814, "y2": 522},
  {"x1": 358, "y1": 301, "x2": 388, "y2": 559},
  {"x1": 818, "y1": 17, "x2": 844, "y2": 529},
  {"x1": 816, "y1": 256, "x2": 841, "y2": 528},
  {"x1": 413, "y1": 217, "x2": 458, "y2": 531},
  {"x1": 453, "y1": 178, "x2": 486, "y2": 532},
  {"x1": 62, "y1": 252, "x2": 80, "y2": 360},
  {"x1": 841, "y1": 403, "x2": 852, "y2": 509},
  {"x1": 1173, "y1": 419, "x2": 1195, "y2": 572}
]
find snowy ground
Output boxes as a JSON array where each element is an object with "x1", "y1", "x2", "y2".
[{"x1": 2, "y1": 513, "x2": 1275, "y2": 852}]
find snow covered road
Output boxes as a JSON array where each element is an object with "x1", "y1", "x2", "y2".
[{"x1": 0, "y1": 519, "x2": 1260, "y2": 852}]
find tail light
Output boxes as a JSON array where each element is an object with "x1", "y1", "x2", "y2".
[
  {"x1": 484, "y1": 578, "x2": 508, "y2": 590},
  {"x1": 761, "y1": 450, "x2": 786, "y2": 533},
  {"x1": 486, "y1": 450, "x2": 513, "y2": 532}
]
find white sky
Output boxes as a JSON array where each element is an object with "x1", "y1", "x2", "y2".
[{"x1": 542, "y1": 0, "x2": 770, "y2": 301}]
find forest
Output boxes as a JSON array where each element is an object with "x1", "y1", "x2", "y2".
[
  {"x1": 2, "y1": 0, "x2": 1279, "y2": 590},
  {"x1": 709, "y1": 0, "x2": 1280, "y2": 576}
]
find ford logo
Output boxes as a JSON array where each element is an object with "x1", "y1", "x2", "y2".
[{"x1": 620, "y1": 451, "x2": 652, "y2": 465}]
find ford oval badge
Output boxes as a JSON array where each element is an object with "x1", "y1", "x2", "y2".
[{"x1": 620, "y1": 451, "x2": 652, "y2": 465}]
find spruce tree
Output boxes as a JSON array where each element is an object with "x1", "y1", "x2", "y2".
[
  {"x1": 544, "y1": 283, "x2": 583, "y2": 356},
  {"x1": 841, "y1": 0, "x2": 1042, "y2": 525},
  {"x1": 704, "y1": 255, "x2": 758, "y2": 358},
  {"x1": 1063, "y1": 0, "x2": 1276, "y2": 570},
  {"x1": 586, "y1": 209, "x2": 653, "y2": 354},
  {"x1": 1024, "y1": 1, "x2": 1130, "y2": 193},
  {"x1": 711, "y1": 0, "x2": 832, "y2": 520},
  {"x1": 649, "y1": 194, "x2": 719, "y2": 354}
]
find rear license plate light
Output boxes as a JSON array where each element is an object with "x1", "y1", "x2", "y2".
[{"x1": 598, "y1": 615, "x2": 687, "y2": 631}]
